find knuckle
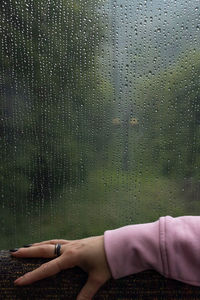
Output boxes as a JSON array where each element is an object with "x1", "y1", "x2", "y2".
[
  {"x1": 50, "y1": 239, "x2": 61, "y2": 244},
  {"x1": 39, "y1": 245, "x2": 48, "y2": 255},
  {"x1": 63, "y1": 248, "x2": 78, "y2": 266},
  {"x1": 50, "y1": 240, "x2": 56, "y2": 244},
  {"x1": 55, "y1": 260, "x2": 63, "y2": 272},
  {"x1": 40, "y1": 262, "x2": 49, "y2": 273},
  {"x1": 22, "y1": 272, "x2": 30, "y2": 280},
  {"x1": 21, "y1": 274, "x2": 26, "y2": 280},
  {"x1": 67, "y1": 248, "x2": 76, "y2": 257}
]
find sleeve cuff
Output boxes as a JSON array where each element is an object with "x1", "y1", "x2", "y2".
[{"x1": 104, "y1": 218, "x2": 163, "y2": 279}]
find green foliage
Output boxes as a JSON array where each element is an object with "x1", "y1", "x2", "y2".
[
  {"x1": 0, "y1": 0, "x2": 114, "y2": 203},
  {"x1": 0, "y1": 168, "x2": 188, "y2": 249},
  {"x1": 1, "y1": 0, "x2": 200, "y2": 249},
  {"x1": 133, "y1": 49, "x2": 200, "y2": 180}
]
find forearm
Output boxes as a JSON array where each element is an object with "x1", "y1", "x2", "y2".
[{"x1": 104, "y1": 215, "x2": 200, "y2": 287}]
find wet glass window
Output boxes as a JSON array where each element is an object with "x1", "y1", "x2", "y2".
[{"x1": 0, "y1": 0, "x2": 200, "y2": 249}]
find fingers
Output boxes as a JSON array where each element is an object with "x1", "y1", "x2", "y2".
[
  {"x1": 14, "y1": 256, "x2": 66, "y2": 286},
  {"x1": 31, "y1": 239, "x2": 69, "y2": 247},
  {"x1": 11, "y1": 244, "x2": 59, "y2": 258},
  {"x1": 11, "y1": 239, "x2": 71, "y2": 258},
  {"x1": 76, "y1": 274, "x2": 105, "y2": 300}
]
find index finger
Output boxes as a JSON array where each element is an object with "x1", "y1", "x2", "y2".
[
  {"x1": 31, "y1": 239, "x2": 69, "y2": 247},
  {"x1": 14, "y1": 255, "x2": 72, "y2": 286}
]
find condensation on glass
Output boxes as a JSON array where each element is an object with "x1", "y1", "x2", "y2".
[{"x1": 0, "y1": 0, "x2": 200, "y2": 249}]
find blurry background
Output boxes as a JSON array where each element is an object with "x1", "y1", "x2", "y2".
[{"x1": 0, "y1": 0, "x2": 200, "y2": 249}]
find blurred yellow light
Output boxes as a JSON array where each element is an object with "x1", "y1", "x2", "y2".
[
  {"x1": 112, "y1": 118, "x2": 121, "y2": 125},
  {"x1": 130, "y1": 118, "x2": 138, "y2": 126}
]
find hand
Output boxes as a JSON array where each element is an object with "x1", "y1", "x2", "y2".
[{"x1": 10, "y1": 236, "x2": 112, "y2": 300}]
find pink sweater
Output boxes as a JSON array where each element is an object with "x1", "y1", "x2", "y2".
[{"x1": 104, "y1": 215, "x2": 200, "y2": 286}]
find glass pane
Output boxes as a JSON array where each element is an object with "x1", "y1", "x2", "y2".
[{"x1": 1, "y1": 0, "x2": 200, "y2": 249}]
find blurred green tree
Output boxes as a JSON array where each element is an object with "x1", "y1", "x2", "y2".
[
  {"x1": 133, "y1": 49, "x2": 200, "y2": 180},
  {"x1": 0, "y1": 0, "x2": 113, "y2": 203}
]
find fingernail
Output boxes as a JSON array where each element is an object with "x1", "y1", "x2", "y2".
[
  {"x1": 9, "y1": 248, "x2": 19, "y2": 252},
  {"x1": 23, "y1": 244, "x2": 32, "y2": 248}
]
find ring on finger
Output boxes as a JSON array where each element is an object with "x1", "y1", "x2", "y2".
[{"x1": 54, "y1": 244, "x2": 61, "y2": 257}]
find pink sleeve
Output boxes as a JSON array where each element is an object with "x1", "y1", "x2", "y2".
[{"x1": 104, "y1": 215, "x2": 200, "y2": 286}]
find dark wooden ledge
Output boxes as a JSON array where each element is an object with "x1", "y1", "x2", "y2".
[{"x1": 1, "y1": 250, "x2": 200, "y2": 299}]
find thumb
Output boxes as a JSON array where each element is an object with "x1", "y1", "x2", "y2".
[{"x1": 76, "y1": 274, "x2": 105, "y2": 300}]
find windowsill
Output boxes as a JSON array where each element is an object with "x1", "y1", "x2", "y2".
[{"x1": 1, "y1": 250, "x2": 200, "y2": 299}]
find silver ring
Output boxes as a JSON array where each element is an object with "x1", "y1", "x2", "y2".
[{"x1": 55, "y1": 243, "x2": 61, "y2": 257}]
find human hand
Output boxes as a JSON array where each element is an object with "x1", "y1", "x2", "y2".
[{"x1": 10, "y1": 235, "x2": 112, "y2": 300}]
